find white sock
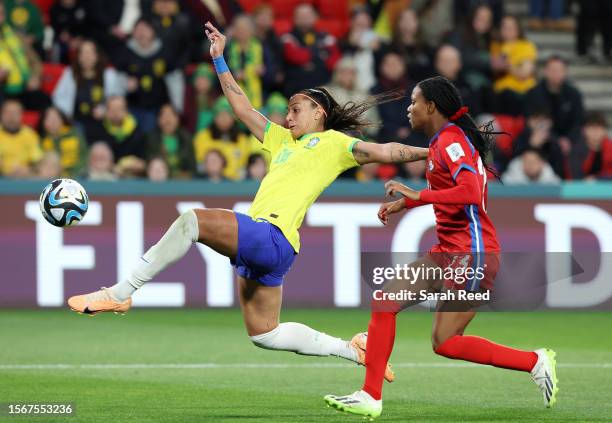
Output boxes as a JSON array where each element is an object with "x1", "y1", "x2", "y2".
[
  {"x1": 249, "y1": 322, "x2": 359, "y2": 363},
  {"x1": 108, "y1": 210, "x2": 199, "y2": 302}
]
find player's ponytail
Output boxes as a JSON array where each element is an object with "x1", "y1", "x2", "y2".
[
  {"x1": 417, "y1": 76, "x2": 503, "y2": 177},
  {"x1": 295, "y1": 87, "x2": 403, "y2": 135}
]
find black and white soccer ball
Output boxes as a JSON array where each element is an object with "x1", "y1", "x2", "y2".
[{"x1": 39, "y1": 179, "x2": 89, "y2": 227}]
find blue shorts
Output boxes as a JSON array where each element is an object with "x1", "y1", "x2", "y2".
[{"x1": 231, "y1": 212, "x2": 296, "y2": 287}]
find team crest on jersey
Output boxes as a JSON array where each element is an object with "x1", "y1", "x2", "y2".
[
  {"x1": 428, "y1": 159, "x2": 434, "y2": 172},
  {"x1": 305, "y1": 137, "x2": 320, "y2": 148},
  {"x1": 153, "y1": 59, "x2": 166, "y2": 76}
]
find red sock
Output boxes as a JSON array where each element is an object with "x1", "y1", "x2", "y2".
[
  {"x1": 435, "y1": 335, "x2": 538, "y2": 372},
  {"x1": 362, "y1": 311, "x2": 396, "y2": 400}
]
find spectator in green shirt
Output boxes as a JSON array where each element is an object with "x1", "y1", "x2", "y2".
[
  {"x1": 146, "y1": 103, "x2": 196, "y2": 179},
  {"x1": 0, "y1": 2, "x2": 49, "y2": 110},
  {"x1": 4, "y1": 0, "x2": 44, "y2": 56},
  {"x1": 183, "y1": 63, "x2": 219, "y2": 133}
]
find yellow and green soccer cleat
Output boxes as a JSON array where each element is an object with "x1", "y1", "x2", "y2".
[
  {"x1": 324, "y1": 390, "x2": 382, "y2": 420},
  {"x1": 530, "y1": 348, "x2": 559, "y2": 408}
]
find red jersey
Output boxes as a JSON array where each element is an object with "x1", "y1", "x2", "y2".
[{"x1": 425, "y1": 123, "x2": 500, "y2": 253}]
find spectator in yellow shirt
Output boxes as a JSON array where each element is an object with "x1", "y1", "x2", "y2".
[
  {"x1": 38, "y1": 106, "x2": 87, "y2": 177},
  {"x1": 491, "y1": 15, "x2": 538, "y2": 94},
  {"x1": 193, "y1": 97, "x2": 249, "y2": 180},
  {"x1": 490, "y1": 16, "x2": 538, "y2": 115},
  {"x1": 0, "y1": 99, "x2": 41, "y2": 177}
]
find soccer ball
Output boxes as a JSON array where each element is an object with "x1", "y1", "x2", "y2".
[{"x1": 39, "y1": 178, "x2": 89, "y2": 227}]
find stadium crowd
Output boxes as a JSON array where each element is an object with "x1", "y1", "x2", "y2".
[{"x1": 0, "y1": 0, "x2": 610, "y2": 183}]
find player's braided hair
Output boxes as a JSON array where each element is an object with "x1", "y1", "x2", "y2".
[
  {"x1": 417, "y1": 76, "x2": 503, "y2": 177},
  {"x1": 295, "y1": 87, "x2": 403, "y2": 135}
]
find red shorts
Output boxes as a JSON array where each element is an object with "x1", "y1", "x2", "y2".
[{"x1": 427, "y1": 245, "x2": 500, "y2": 291}]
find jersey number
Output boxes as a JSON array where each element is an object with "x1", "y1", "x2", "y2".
[
  {"x1": 273, "y1": 148, "x2": 293, "y2": 164},
  {"x1": 477, "y1": 156, "x2": 487, "y2": 212}
]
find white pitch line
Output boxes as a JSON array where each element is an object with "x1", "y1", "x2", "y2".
[{"x1": 0, "y1": 362, "x2": 610, "y2": 370}]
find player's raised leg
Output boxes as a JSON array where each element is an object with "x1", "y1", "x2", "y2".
[
  {"x1": 432, "y1": 310, "x2": 558, "y2": 407},
  {"x1": 238, "y1": 276, "x2": 360, "y2": 362},
  {"x1": 68, "y1": 208, "x2": 237, "y2": 315}
]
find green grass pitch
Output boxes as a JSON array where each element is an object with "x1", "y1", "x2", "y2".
[{"x1": 1, "y1": 309, "x2": 611, "y2": 422}]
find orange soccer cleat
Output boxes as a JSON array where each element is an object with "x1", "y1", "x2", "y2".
[
  {"x1": 351, "y1": 332, "x2": 395, "y2": 383},
  {"x1": 68, "y1": 287, "x2": 132, "y2": 316}
]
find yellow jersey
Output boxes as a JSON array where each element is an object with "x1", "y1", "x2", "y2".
[
  {"x1": 41, "y1": 127, "x2": 87, "y2": 177},
  {"x1": 193, "y1": 128, "x2": 250, "y2": 180},
  {"x1": 0, "y1": 125, "x2": 42, "y2": 175},
  {"x1": 248, "y1": 122, "x2": 359, "y2": 252}
]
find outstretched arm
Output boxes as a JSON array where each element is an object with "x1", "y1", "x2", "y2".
[
  {"x1": 205, "y1": 22, "x2": 268, "y2": 142},
  {"x1": 352, "y1": 141, "x2": 429, "y2": 165},
  {"x1": 384, "y1": 171, "x2": 480, "y2": 205}
]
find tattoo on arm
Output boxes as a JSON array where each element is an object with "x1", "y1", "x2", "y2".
[
  {"x1": 353, "y1": 145, "x2": 370, "y2": 159},
  {"x1": 391, "y1": 145, "x2": 418, "y2": 162},
  {"x1": 224, "y1": 83, "x2": 243, "y2": 96}
]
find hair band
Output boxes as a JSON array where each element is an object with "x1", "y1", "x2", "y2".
[
  {"x1": 450, "y1": 106, "x2": 469, "y2": 121},
  {"x1": 291, "y1": 93, "x2": 328, "y2": 117}
]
